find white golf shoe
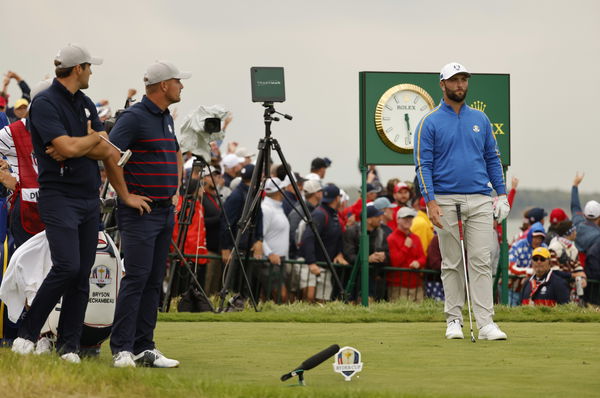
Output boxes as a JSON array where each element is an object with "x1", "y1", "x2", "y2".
[
  {"x1": 60, "y1": 353, "x2": 81, "y2": 364},
  {"x1": 445, "y1": 319, "x2": 464, "y2": 339},
  {"x1": 134, "y1": 349, "x2": 179, "y2": 368},
  {"x1": 34, "y1": 337, "x2": 52, "y2": 355},
  {"x1": 12, "y1": 337, "x2": 35, "y2": 355},
  {"x1": 478, "y1": 323, "x2": 507, "y2": 340},
  {"x1": 113, "y1": 351, "x2": 136, "y2": 368}
]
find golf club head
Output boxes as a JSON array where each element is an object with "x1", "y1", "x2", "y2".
[
  {"x1": 117, "y1": 149, "x2": 132, "y2": 167},
  {"x1": 470, "y1": 334, "x2": 476, "y2": 343}
]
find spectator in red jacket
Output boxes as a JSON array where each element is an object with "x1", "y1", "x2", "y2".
[
  {"x1": 386, "y1": 207, "x2": 426, "y2": 302},
  {"x1": 387, "y1": 181, "x2": 413, "y2": 231}
]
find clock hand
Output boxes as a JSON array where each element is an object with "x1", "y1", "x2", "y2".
[{"x1": 404, "y1": 113, "x2": 412, "y2": 145}]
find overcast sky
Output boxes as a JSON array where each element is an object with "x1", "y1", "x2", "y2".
[{"x1": 1, "y1": 0, "x2": 599, "y2": 194}]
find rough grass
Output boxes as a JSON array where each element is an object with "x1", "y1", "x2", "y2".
[
  {"x1": 1, "y1": 321, "x2": 599, "y2": 398},
  {"x1": 159, "y1": 299, "x2": 600, "y2": 323}
]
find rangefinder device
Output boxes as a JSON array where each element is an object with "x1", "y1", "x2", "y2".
[{"x1": 251, "y1": 67, "x2": 286, "y2": 103}]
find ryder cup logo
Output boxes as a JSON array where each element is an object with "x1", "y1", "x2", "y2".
[
  {"x1": 333, "y1": 346, "x2": 363, "y2": 381},
  {"x1": 90, "y1": 265, "x2": 112, "y2": 288},
  {"x1": 473, "y1": 125, "x2": 480, "y2": 133}
]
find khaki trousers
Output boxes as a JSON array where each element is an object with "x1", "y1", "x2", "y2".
[{"x1": 435, "y1": 194, "x2": 494, "y2": 329}]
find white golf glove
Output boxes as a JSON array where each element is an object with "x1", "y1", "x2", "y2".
[{"x1": 494, "y1": 195, "x2": 510, "y2": 222}]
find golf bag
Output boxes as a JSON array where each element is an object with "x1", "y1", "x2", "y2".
[{"x1": 0, "y1": 230, "x2": 123, "y2": 355}]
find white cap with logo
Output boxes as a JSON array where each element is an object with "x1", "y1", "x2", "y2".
[
  {"x1": 55, "y1": 44, "x2": 103, "y2": 68},
  {"x1": 397, "y1": 206, "x2": 417, "y2": 220},
  {"x1": 144, "y1": 60, "x2": 191, "y2": 86},
  {"x1": 440, "y1": 62, "x2": 471, "y2": 81},
  {"x1": 584, "y1": 200, "x2": 600, "y2": 219}
]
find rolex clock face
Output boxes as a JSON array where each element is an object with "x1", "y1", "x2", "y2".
[{"x1": 374, "y1": 84, "x2": 435, "y2": 153}]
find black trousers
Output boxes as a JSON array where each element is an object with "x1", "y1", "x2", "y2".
[
  {"x1": 19, "y1": 192, "x2": 99, "y2": 354},
  {"x1": 110, "y1": 205, "x2": 174, "y2": 355}
]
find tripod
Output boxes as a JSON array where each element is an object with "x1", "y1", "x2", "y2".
[
  {"x1": 161, "y1": 158, "x2": 216, "y2": 313},
  {"x1": 217, "y1": 102, "x2": 346, "y2": 311}
]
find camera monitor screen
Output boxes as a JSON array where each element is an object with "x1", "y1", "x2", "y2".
[{"x1": 251, "y1": 67, "x2": 285, "y2": 103}]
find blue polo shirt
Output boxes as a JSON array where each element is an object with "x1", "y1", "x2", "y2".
[
  {"x1": 109, "y1": 96, "x2": 179, "y2": 200},
  {"x1": 414, "y1": 99, "x2": 506, "y2": 202},
  {"x1": 29, "y1": 79, "x2": 103, "y2": 198}
]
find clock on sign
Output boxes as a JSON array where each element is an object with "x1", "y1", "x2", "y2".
[{"x1": 374, "y1": 84, "x2": 435, "y2": 153}]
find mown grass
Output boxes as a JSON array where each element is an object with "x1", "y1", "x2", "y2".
[
  {"x1": 1, "y1": 322, "x2": 599, "y2": 398},
  {"x1": 159, "y1": 299, "x2": 600, "y2": 323}
]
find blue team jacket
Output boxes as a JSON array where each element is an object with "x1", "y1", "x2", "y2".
[{"x1": 414, "y1": 99, "x2": 506, "y2": 202}]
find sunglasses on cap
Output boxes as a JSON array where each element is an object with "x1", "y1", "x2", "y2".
[{"x1": 532, "y1": 256, "x2": 548, "y2": 262}]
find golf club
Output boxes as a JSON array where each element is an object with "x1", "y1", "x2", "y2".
[
  {"x1": 455, "y1": 203, "x2": 476, "y2": 343},
  {"x1": 99, "y1": 135, "x2": 132, "y2": 167}
]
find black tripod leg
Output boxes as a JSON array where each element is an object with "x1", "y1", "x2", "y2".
[
  {"x1": 169, "y1": 239, "x2": 215, "y2": 312},
  {"x1": 217, "y1": 141, "x2": 266, "y2": 312},
  {"x1": 270, "y1": 139, "x2": 347, "y2": 302}
]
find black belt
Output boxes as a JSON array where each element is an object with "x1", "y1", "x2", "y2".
[{"x1": 149, "y1": 199, "x2": 173, "y2": 208}]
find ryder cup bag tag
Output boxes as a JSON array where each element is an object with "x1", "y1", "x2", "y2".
[{"x1": 333, "y1": 346, "x2": 363, "y2": 381}]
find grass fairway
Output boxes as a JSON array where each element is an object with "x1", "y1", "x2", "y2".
[{"x1": 1, "y1": 321, "x2": 599, "y2": 397}]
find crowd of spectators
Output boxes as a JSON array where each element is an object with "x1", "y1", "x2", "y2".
[{"x1": 0, "y1": 69, "x2": 598, "y2": 312}]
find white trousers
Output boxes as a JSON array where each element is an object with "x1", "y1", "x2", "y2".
[{"x1": 435, "y1": 194, "x2": 495, "y2": 329}]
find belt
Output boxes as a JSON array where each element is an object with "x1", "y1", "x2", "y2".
[{"x1": 149, "y1": 199, "x2": 173, "y2": 208}]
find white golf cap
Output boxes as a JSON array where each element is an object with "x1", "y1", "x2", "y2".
[
  {"x1": 235, "y1": 147, "x2": 255, "y2": 158},
  {"x1": 303, "y1": 179, "x2": 323, "y2": 194},
  {"x1": 265, "y1": 177, "x2": 289, "y2": 194},
  {"x1": 144, "y1": 60, "x2": 191, "y2": 86},
  {"x1": 222, "y1": 153, "x2": 244, "y2": 169},
  {"x1": 440, "y1": 62, "x2": 471, "y2": 81},
  {"x1": 397, "y1": 206, "x2": 417, "y2": 219},
  {"x1": 55, "y1": 43, "x2": 103, "y2": 68},
  {"x1": 584, "y1": 200, "x2": 600, "y2": 219}
]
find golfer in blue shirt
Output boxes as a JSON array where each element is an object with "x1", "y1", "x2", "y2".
[{"x1": 414, "y1": 62, "x2": 510, "y2": 341}]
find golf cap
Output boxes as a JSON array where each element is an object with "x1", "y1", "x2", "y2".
[
  {"x1": 321, "y1": 184, "x2": 341, "y2": 204},
  {"x1": 532, "y1": 247, "x2": 551, "y2": 259},
  {"x1": 303, "y1": 180, "x2": 322, "y2": 194},
  {"x1": 394, "y1": 181, "x2": 411, "y2": 193},
  {"x1": 265, "y1": 177, "x2": 289, "y2": 194},
  {"x1": 549, "y1": 208, "x2": 568, "y2": 224},
  {"x1": 240, "y1": 164, "x2": 255, "y2": 180},
  {"x1": 397, "y1": 207, "x2": 417, "y2": 219},
  {"x1": 0, "y1": 97, "x2": 6, "y2": 107},
  {"x1": 584, "y1": 200, "x2": 600, "y2": 219},
  {"x1": 144, "y1": 60, "x2": 191, "y2": 86},
  {"x1": 373, "y1": 197, "x2": 397, "y2": 210},
  {"x1": 293, "y1": 172, "x2": 307, "y2": 184},
  {"x1": 526, "y1": 208, "x2": 547, "y2": 224},
  {"x1": 360, "y1": 183, "x2": 381, "y2": 194},
  {"x1": 365, "y1": 204, "x2": 383, "y2": 218},
  {"x1": 222, "y1": 153, "x2": 244, "y2": 169},
  {"x1": 14, "y1": 98, "x2": 28, "y2": 109},
  {"x1": 235, "y1": 147, "x2": 255, "y2": 158},
  {"x1": 440, "y1": 62, "x2": 471, "y2": 81},
  {"x1": 55, "y1": 43, "x2": 103, "y2": 68}
]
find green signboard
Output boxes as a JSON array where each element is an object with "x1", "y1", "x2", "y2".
[{"x1": 359, "y1": 72, "x2": 510, "y2": 166}]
